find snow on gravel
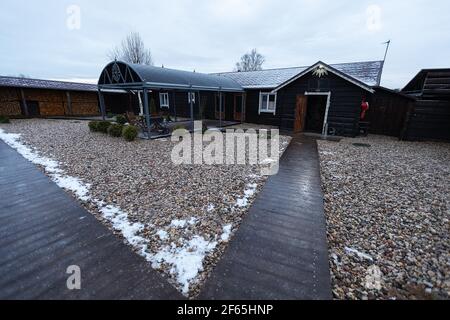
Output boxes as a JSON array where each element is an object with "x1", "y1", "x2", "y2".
[
  {"x1": 0, "y1": 128, "x2": 91, "y2": 201},
  {"x1": 151, "y1": 235, "x2": 218, "y2": 295},
  {"x1": 235, "y1": 183, "x2": 258, "y2": 208},
  {"x1": 0, "y1": 120, "x2": 291, "y2": 297},
  {"x1": 220, "y1": 224, "x2": 233, "y2": 242},
  {"x1": 318, "y1": 135, "x2": 450, "y2": 300}
]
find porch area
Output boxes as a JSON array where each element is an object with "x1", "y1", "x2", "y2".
[{"x1": 98, "y1": 61, "x2": 246, "y2": 139}]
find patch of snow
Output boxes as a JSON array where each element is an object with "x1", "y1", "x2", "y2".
[
  {"x1": 345, "y1": 247, "x2": 374, "y2": 262},
  {"x1": 206, "y1": 204, "x2": 215, "y2": 212},
  {"x1": 156, "y1": 230, "x2": 169, "y2": 241},
  {"x1": 236, "y1": 183, "x2": 258, "y2": 208},
  {"x1": 52, "y1": 174, "x2": 91, "y2": 201},
  {"x1": 95, "y1": 201, "x2": 147, "y2": 248},
  {"x1": 0, "y1": 129, "x2": 91, "y2": 200},
  {"x1": 188, "y1": 217, "x2": 197, "y2": 225},
  {"x1": 171, "y1": 219, "x2": 187, "y2": 228},
  {"x1": 150, "y1": 236, "x2": 217, "y2": 295},
  {"x1": 260, "y1": 158, "x2": 277, "y2": 165},
  {"x1": 220, "y1": 224, "x2": 233, "y2": 242}
]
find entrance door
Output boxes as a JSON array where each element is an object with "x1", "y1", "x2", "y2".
[
  {"x1": 294, "y1": 95, "x2": 308, "y2": 132},
  {"x1": 22, "y1": 101, "x2": 40, "y2": 117},
  {"x1": 305, "y1": 95, "x2": 327, "y2": 133},
  {"x1": 234, "y1": 94, "x2": 243, "y2": 121}
]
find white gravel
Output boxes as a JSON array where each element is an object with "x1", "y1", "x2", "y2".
[
  {"x1": 318, "y1": 135, "x2": 450, "y2": 300},
  {"x1": 0, "y1": 119, "x2": 290, "y2": 297}
]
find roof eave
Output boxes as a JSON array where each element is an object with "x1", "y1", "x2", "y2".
[
  {"x1": 0, "y1": 84, "x2": 98, "y2": 92},
  {"x1": 99, "y1": 81, "x2": 244, "y2": 93}
]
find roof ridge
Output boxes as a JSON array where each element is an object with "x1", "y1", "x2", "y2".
[
  {"x1": 0, "y1": 75, "x2": 97, "y2": 86},
  {"x1": 213, "y1": 60, "x2": 384, "y2": 75},
  {"x1": 213, "y1": 66, "x2": 307, "y2": 74}
]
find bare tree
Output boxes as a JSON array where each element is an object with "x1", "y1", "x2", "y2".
[
  {"x1": 108, "y1": 32, "x2": 154, "y2": 65},
  {"x1": 235, "y1": 49, "x2": 265, "y2": 71}
]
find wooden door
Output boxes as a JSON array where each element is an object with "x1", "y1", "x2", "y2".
[
  {"x1": 27, "y1": 101, "x2": 40, "y2": 117},
  {"x1": 234, "y1": 94, "x2": 243, "y2": 121},
  {"x1": 294, "y1": 95, "x2": 308, "y2": 132},
  {"x1": 215, "y1": 94, "x2": 225, "y2": 120}
]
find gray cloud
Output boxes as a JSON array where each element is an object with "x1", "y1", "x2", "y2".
[{"x1": 0, "y1": 0, "x2": 448, "y2": 88}]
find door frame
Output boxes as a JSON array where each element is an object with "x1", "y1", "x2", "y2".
[
  {"x1": 304, "y1": 91, "x2": 331, "y2": 136},
  {"x1": 233, "y1": 93, "x2": 245, "y2": 122}
]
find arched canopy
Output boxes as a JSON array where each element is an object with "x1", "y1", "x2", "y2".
[{"x1": 98, "y1": 61, "x2": 243, "y2": 92}]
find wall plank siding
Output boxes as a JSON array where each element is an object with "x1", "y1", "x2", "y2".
[{"x1": 0, "y1": 87, "x2": 99, "y2": 117}]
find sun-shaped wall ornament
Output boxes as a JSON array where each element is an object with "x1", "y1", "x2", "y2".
[
  {"x1": 312, "y1": 65, "x2": 328, "y2": 78},
  {"x1": 112, "y1": 63, "x2": 121, "y2": 82}
]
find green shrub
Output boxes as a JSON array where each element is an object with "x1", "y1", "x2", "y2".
[
  {"x1": 122, "y1": 125, "x2": 138, "y2": 141},
  {"x1": 97, "y1": 121, "x2": 112, "y2": 133},
  {"x1": 88, "y1": 121, "x2": 99, "y2": 132},
  {"x1": 115, "y1": 114, "x2": 127, "y2": 125},
  {"x1": 106, "y1": 112, "x2": 115, "y2": 119},
  {"x1": 108, "y1": 124, "x2": 124, "y2": 137},
  {"x1": 0, "y1": 116, "x2": 10, "y2": 124}
]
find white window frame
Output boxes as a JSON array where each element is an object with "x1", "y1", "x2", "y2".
[
  {"x1": 159, "y1": 92, "x2": 169, "y2": 108},
  {"x1": 188, "y1": 92, "x2": 196, "y2": 104},
  {"x1": 259, "y1": 92, "x2": 277, "y2": 115}
]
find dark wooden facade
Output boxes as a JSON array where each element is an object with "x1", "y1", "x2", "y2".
[
  {"x1": 244, "y1": 71, "x2": 370, "y2": 136},
  {"x1": 367, "y1": 87, "x2": 415, "y2": 138},
  {"x1": 402, "y1": 69, "x2": 450, "y2": 141}
]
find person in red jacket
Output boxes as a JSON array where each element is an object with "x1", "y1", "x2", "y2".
[{"x1": 361, "y1": 97, "x2": 369, "y2": 120}]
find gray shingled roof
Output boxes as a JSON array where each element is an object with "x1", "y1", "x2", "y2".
[
  {"x1": 0, "y1": 76, "x2": 98, "y2": 92},
  {"x1": 213, "y1": 61, "x2": 383, "y2": 89}
]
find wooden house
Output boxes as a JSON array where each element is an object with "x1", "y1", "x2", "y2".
[
  {"x1": 0, "y1": 76, "x2": 99, "y2": 117},
  {"x1": 215, "y1": 61, "x2": 384, "y2": 136},
  {"x1": 401, "y1": 69, "x2": 450, "y2": 141}
]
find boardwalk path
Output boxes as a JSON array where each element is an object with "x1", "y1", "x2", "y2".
[
  {"x1": 200, "y1": 135, "x2": 332, "y2": 299},
  {"x1": 0, "y1": 141, "x2": 182, "y2": 300}
]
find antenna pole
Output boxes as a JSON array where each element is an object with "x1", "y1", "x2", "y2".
[
  {"x1": 383, "y1": 40, "x2": 391, "y2": 62},
  {"x1": 377, "y1": 40, "x2": 391, "y2": 86}
]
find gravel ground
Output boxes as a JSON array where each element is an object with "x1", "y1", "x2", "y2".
[
  {"x1": 0, "y1": 119, "x2": 290, "y2": 297},
  {"x1": 317, "y1": 135, "x2": 450, "y2": 300}
]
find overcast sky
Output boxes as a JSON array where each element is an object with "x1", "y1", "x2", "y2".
[{"x1": 0, "y1": 0, "x2": 449, "y2": 88}]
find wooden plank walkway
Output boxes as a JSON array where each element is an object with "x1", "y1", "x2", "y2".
[
  {"x1": 0, "y1": 141, "x2": 182, "y2": 300},
  {"x1": 199, "y1": 135, "x2": 332, "y2": 300}
]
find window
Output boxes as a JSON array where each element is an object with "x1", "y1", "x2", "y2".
[
  {"x1": 159, "y1": 92, "x2": 169, "y2": 108},
  {"x1": 259, "y1": 92, "x2": 277, "y2": 114},
  {"x1": 188, "y1": 92, "x2": 196, "y2": 104}
]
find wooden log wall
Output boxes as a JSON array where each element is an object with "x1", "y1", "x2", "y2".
[
  {"x1": 0, "y1": 87, "x2": 99, "y2": 117},
  {"x1": 0, "y1": 88, "x2": 22, "y2": 116}
]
